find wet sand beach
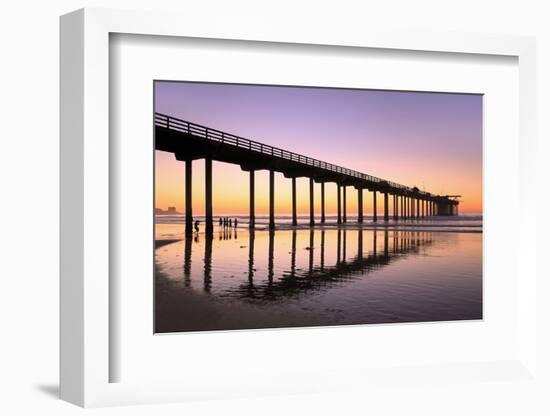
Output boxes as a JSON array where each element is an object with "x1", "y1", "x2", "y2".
[{"x1": 155, "y1": 216, "x2": 482, "y2": 333}]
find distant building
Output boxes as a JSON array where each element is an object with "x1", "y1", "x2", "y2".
[{"x1": 155, "y1": 206, "x2": 181, "y2": 215}]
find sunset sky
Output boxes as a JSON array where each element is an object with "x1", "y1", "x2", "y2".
[{"x1": 155, "y1": 81, "x2": 482, "y2": 215}]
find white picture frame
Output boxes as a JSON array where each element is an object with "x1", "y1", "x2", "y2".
[{"x1": 60, "y1": 7, "x2": 538, "y2": 407}]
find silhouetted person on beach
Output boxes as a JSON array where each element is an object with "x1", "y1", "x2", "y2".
[{"x1": 194, "y1": 220, "x2": 200, "y2": 233}]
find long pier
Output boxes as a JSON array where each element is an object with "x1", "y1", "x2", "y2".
[{"x1": 155, "y1": 113, "x2": 460, "y2": 235}]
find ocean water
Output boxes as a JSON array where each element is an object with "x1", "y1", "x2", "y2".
[
  {"x1": 155, "y1": 215, "x2": 482, "y2": 333},
  {"x1": 156, "y1": 214, "x2": 482, "y2": 233}
]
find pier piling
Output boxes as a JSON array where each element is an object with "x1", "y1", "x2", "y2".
[
  {"x1": 269, "y1": 170, "x2": 275, "y2": 230},
  {"x1": 383, "y1": 192, "x2": 389, "y2": 221},
  {"x1": 373, "y1": 190, "x2": 378, "y2": 222},
  {"x1": 309, "y1": 177, "x2": 315, "y2": 226},
  {"x1": 321, "y1": 182, "x2": 326, "y2": 223},
  {"x1": 343, "y1": 186, "x2": 347, "y2": 223},
  {"x1": 185, "y1": 159, "x2": 193, "y2": 236},
  {"x1": 292, "y1": 177, "x2": 297, "y2": 226},
  {"x1": 249, "y1": 170, "x2": 255, "y2": 229},
  {"x1": 358, "y1": 188, "x2": 363, "y2": 223},
  {"x1": 337, "y1": 184, "x2": 342, "y2": 224}
]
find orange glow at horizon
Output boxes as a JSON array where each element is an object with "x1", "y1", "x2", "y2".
[{"x1": 155, "y1": 151, "x2": 482, "y2": 215}]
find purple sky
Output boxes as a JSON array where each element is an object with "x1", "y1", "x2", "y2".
[{"x1": 155, "y1": 81, "x2": 482, "y2": 212}]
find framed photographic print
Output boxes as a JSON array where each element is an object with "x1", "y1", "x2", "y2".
[
  {"x1": 153, "y1": 81, "x2": 482, "y2": 334},
  {"x1": 60, "y1": 8, "x2": 539, "y2": 408}
]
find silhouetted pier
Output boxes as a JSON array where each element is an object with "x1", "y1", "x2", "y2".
[{"x1": 155, "y1": 113, "x2": 460, "y2": 235}]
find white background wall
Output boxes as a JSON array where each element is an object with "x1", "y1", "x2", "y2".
[{"x1": 0, "y1": 1, "x2": 548, "y2": 414}]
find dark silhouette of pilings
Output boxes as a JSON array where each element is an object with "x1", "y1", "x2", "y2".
[
  {"x1": 179, "y1": 170, "x2": 457, "y2": 231},
  {"x1": 373, "y1": 190, "x2": 378, "y2": 222},
  {"x1": 383, "y1": 192, "x2": 389, "y2": 221},
  {"x1": 337, "y1": 184, "x2": 342, "y2": 224},
  {"x1": 185, "y1": 159, "x2": 193, "y2": 236},
  {"x1": 269, "y1": 170, "x2": 275, "y2": 230},
  {"x1": 205, "y1": 157, "x2": 213, "y2": 234},
  {"x1": 177, "y1": 166, "x2": 456, "y2": 234},
  {"x1": 309, "y1": 178, "x2": 315, "y2": 226},
  {"x1": 291, "y1": 177, "x2": 297, "y2": 226},
  {"x1": 357, "y1": 188, "x2": 363, "y2": 223},
  {"x1": 321, "y1": 182, "x2": 326, "y2": 224},
  {"x1": 249, "y1": 171, "x2": 255, "y2": 229},
  {"x1": 343, "y1": 186, "x2": 347, "y2": 223}
]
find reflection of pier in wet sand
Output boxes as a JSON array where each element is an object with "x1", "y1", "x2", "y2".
[
  {"x1": 183, "y1": 229, "x2": 433, "y2": 300},
  {"x1": 155, "y1": 226, "x2": 482, "y2": 332}
]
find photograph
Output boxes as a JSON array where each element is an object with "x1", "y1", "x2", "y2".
[{"x1": 153, "y1": 81, "x2": 483, "y2": 333}]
